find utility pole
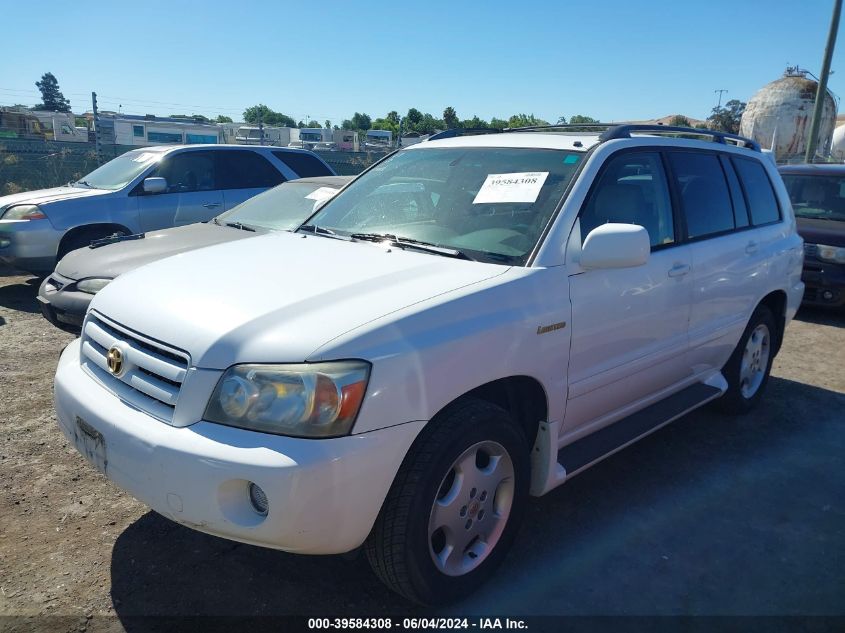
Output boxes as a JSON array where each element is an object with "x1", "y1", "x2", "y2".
[
  {"x1": 91, "y1": 91, "x2": 102, "y2": 165},
  {"x1": 258, "y1": 111, "x2": 264, "y2": 146},
  {"x1": 806, "y1": 0, "x2": 842, "y2": 163},
  {"x1": 714, "y1": 89, "x2": 728, "y2": 108}
]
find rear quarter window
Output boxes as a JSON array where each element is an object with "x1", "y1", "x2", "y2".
[
  {"x1": 273, "y1": 151, "x2": 333, "y2": 177},
  {"x1": 733, "y1": 157, "x2": 781, "y2": 225}
]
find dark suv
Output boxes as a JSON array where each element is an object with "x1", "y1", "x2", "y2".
[{"x1": 779, "y1": 164, "x2": 845, "y2": 308}]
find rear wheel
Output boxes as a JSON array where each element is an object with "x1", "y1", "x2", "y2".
[
  {"x1": 365, "y1": 399, "x2": 529, "y2": 605},
  {"x1": 715, "y1": 305, "x2": 776, "y2": 414}
]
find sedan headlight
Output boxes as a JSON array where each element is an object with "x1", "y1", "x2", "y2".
[
  {"x1": 1, "y1": 204, "x2": 46, "y2": 220},
  {"x1": 76, "y1": 278, "x2": 112, "y2": 294},
  {"x1": 205, "y1": 361, "x2": 371, "y2": 437},
  {"x1": 816, "y1": 244, "x2": 845, "y2": 264}
]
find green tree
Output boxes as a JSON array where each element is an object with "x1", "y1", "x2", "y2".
[
  {"x1": 35, "y1": 72, "x2": 71, "y2": 112},
  {"x1": 405, "y1": 108, "x2": 423, "y2": 127},
  {"x1": 490, "y1": 117, "x2": 508, "y2": 129},
  {"x1": 569, "y1": 114, "x2": 598, "y2": 124},
  {"x1": 243, "y1": 104, "x2": 295, "y2": 127},
  {"x1": 443, "y1": 106, "x2": 459, "y2": 129},
  {"x1": 556, "y1": 116, "x2": 568, "y2": 125},
  {"x1": 341, "y1": 119, "x2": 354, "y2": 129},
  {"x1": 668, "y1": 115, "x2": 691, "y2": 127},
  {"x1": 707, "y1": 99, "x2": 745, "y2": 134},
  {"x1": 324, "y1": 119, "x2": 331, "y2": 129},
  {"x1": 215, "y1": 115, "x2": 233, "y2": 123},
  {"x1": 386, "y1": 111, "x2": 400, "y2": 126},
  {"x1": 371, "y1": 116, "x2": 399, "y2": 134},
  {"x1": 460, "y1": 115, "x2": 490, "y2": 129},
  {"x1": 507, "y1": 113, "x2": 549, "y2": 128},
  {"x1": 351, "y1": 112, "x2": 372, "y2": 130}
]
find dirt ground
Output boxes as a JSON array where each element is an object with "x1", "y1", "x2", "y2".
[{"x1": 0, "y1": 263, "x2": 843, "y2": 630}]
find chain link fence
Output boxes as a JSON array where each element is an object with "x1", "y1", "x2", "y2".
[{"x1": 0, "y1": 140, "x2": 388, "y2": 194}]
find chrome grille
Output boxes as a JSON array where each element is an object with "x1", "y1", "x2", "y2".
[{"x1": 80, "y1": 313, "x2": 190, "y2": 423}]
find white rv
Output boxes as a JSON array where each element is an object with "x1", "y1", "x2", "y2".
[{"x1": 30, "y1": 110, "x2": 88, "y2": 142}]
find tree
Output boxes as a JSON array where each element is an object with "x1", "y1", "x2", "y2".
[
  {"x1": 351, "y1": 112, "x2": 372, "y2": 130},
  {"x1": 371, "y1": 116, "x2": 399, "y2": 134},
  {"x1": 341, "y1": 119, "x2": 354, "y2": 129},
  {"x1": 35, "y1": 72, "x2": 71, "y2": 112},
  {"x1": 243, "y1": 104, "x2": 295, "y2": 127},
  {"x1": 490, "y1": 117, "x2": 508, "y2": 129},
  {"x1": 324, "y1": 119, "x2": 331, "y2": 129},
  {"x1": 386, "y1": 111, "x2": 400, "y2": 126},
  {"x1": 569, "y1": 114, "x2": 598, "y2": 124},
  {"x1": 556, "y1": 116, "x2": 568, "y2": 125},
  {"x1": 507, "y1": 113, "x2": 549, "y2": 128},
  {"x1": 215, "y1": 115, "x2": 233, "y2": 123},
  {"x1": 460, "y1": 115, "x2": 490, "y2": 129},
  {"x1": 668, "y1": 115, "x2": 691, "y2": 127},
  {"x1": 443, "y1": 106, "x2": 459, "y2": 129},
  {"x1": 405, "y1": 108, "x2": 423, "y2": 126},
  {"x1": 707, "y1": 99, "x2": 745, "y2": 134}
]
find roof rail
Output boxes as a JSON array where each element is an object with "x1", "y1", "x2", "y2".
[
  {"x1": 599, "y1": 124, "x2": 761, "y2": 152},
  {"x1": 426, "y1": 128, "x2": 503, "y2": 141},
  {"x1": 504, "y1": 123, "x2": 616, "y2": 132}
]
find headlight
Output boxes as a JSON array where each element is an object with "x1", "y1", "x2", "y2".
[
  {"x1": 76, "y1": 278, "x2": 112, "y2": 294},
  {"x1": 1, "y1": 204, "x2": 46, "y2": 220},
  {"x1": 816, "y1": 244, "x2": 845, "y2": 264},
  {"x1": 205, "y1": 361, "x2": 371, "y2": 437}
]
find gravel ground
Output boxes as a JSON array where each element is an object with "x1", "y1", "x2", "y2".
[{"x1": 0, "y1": 263, "x2": 843, "y2": 630}]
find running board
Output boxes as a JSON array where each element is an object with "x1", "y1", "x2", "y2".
[{"x1": 557, "y1": 383, "x2": 722, "y2": 475}]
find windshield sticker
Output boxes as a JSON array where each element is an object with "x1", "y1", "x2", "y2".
[
  {"x1": 473, "y1": 172, "x2": 549, "y2": 204},
  {"x1": 305, "y1": 187, "x2": 339, "y2": 202},
  {"x1": 564, "y1": 154, "x2": 580, "y2": 164}
]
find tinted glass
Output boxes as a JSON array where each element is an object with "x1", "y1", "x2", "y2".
[
  {"x1": 216, "y1": 150, "x2": 285, "y2": 189},
  {"x1": 273, "y1": 150, "x2": 333, "y2": 177},
  {"x1": 217, "y1": 182, "x2": 340, "y2": 231},
  {"x1": 580, "y1": 152, "x2": 674, "y2": 248},
  {"x1": 147, "y1": 131, "x2": 182, "y2": 143},
  {"x1": 733, "y1": 158, "x2": 781, "y2": 225},
  {"x1": 720, "y1": 155, "x2": 749, "y2": 228},
  {"x1": 781, "y1": 173, "x2": 845, "y2": 222},
  {"x1": 306, "y1": 147, "x2": 582, "y2": 265},
  {"x1": 155, "y1": 151, "x2": 217, "y2": 192},
  {"x1": 668, "y1": 152, "x2": 734, "y2": 239}
]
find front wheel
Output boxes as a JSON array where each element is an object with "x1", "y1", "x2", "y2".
[
  {"x1": 715, "y1": 305, "x2": 776, "y2": 414},
  {"x1": 365, "y1": 399, "x2": 529, "y2": 604}
]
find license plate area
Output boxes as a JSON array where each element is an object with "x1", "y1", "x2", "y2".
[{"x1": 74, "y1": 416, "x2": 108, "y2": 474}]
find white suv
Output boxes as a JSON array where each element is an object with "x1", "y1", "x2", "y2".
[{"x1": 53, "y1": 125, "x2": 804, "y2": 604}]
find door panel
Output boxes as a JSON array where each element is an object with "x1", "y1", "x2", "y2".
[{"x1": 565, "y1": 150, "x2": 693, "y2": 436}]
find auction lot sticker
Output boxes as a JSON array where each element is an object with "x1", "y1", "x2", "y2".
[{"x1": 473, "y1": 172, "x2": 549, "y2": 204}]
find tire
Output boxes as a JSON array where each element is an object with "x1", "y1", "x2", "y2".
[
  {"x1": 57, "y1": 227, "x2": 125, "y2": 261},
  {"x1": 715, "y1": 305, "x2": 776, "y2": 415},
  {"x1": 365, "y1": 398, "x2": 529, "y2": 605}
]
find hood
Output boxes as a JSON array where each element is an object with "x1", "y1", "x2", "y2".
[
  {"x1": 796, "y1": 217, "x2": 845, "y2": 248},
  {"x1": 57, "y1": 223, "x2": 256, "y2": 280},
  {"x1": 0, "y1": 185, "x2": 108, "y2": 212},
  {"x1": 90, "y1": 231, "x2": 508, "y2": 368}
]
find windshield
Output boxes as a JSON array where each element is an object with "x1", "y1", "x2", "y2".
[
  {"x1": 304, "y1": 147, "x2": 582, "y2": 264},
  {"x1": 217, "y1": 181, "x2": 340, "y2": 231},
  {"x1": 77, "y1": 150, "x2": 162, "y2": 190},
  {"x1": 782, "y1": 173, "x2": 845, "y2": 222}
]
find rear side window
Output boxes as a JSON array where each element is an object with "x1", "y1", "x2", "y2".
[
  {"x1": 216, "y1": 150, "x2": 285, "y2": 189},
  {"x1": 273, "y1": 150, "x2": 333, "y2": 177},
  {"x1": 733, "y1": 157, "x2": 781, "y2": 225},
  {"x1": 668, "y1": 152, "x2": 734, "y2": 239}
]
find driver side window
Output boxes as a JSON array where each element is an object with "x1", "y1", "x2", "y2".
[{"x1": 580, "y1": 152, "x2": 674, "y2": 248}]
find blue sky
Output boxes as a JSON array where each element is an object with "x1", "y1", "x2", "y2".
[{"x1": 0, "y1": 0, "x2": 842, "y2": 124}]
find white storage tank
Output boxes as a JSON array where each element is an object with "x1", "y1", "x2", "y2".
[{"x1": 739, "y1": 67, "x2": 837, "y2": 162}]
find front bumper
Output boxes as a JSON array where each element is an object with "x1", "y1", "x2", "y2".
[
  {"x1": 0, "y1": 219, "x2": 60, "y2": 273},
  {"x1": 801, "y1": 259, "x2": 845, "y2": 308},
  {"x1": 38, "y1": 272, "x2": 95, "y2": 331},
  {"x1": 54, "y1": 339, "x2": 424, "y2": 554}
]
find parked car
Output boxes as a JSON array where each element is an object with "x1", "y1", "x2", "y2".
[
  {"x1": 779, "y1": 164, "x2": 845, "y2": 308},
  {"x1": 54, "y1": 125, "x2": 803, "y2": 604},
  {"x1": 38, "y1": 176, "x2": 351, "y2": 330},
  {"x1": 312, "y1": 141, "x2": 339, "y2": 152},
  {"x1": 0, "y1": 145, "x2": 335, "y2": 275}
]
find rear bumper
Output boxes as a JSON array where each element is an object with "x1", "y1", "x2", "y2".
[
  {"x1": 54, "y1": 339, "x2": 424, "y2": 554},
  {"x1": 0, "y1": 219, "x2": 59, "y2": 273}
]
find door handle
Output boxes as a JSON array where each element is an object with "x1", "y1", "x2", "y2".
[
  {"x1": 745, "y1": 241, "x2": 759, "y2": 254},
  {"x1": 202, "y1": 202, "x2": 221, "y2": 209},
  {"x1": 668, "y1": 263, "x2": 691, "y2": 278}
]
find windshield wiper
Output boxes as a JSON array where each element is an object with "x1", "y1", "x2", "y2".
[
  {"x1": 73, "y1": 180, "x2": 94, "y2": 188},
  {"x1": 224, "y1": 221, "x2": 256, "y2": 232},
  {"x1": 350, "y1": 233, "x2": 473, "y2": 260},
  {"x1": 297, "y1": 224, "x2": 350, "y2": 240},
  {"x1": 89, "y1": 233, "x2": 145, "y2": 249}
]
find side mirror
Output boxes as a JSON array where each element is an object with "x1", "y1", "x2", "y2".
[
  {"x1": 581, "y1": 223, "x2": 650, "y2": 269},
  {"x1": 143, "y1": 177, "x2": 167, "y2": 194}
]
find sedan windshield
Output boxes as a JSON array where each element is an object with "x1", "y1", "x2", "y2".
[
  {"x1": 303, "y1": 147, "x2": 583, "y2": 264},
  {"x1": 782, "y1": 173, "x2": 845, "y2": 222},
  {"x1": 76, "y1": 150, "x2": 163, "y2": 191},
  {"x1": 217, "y1": 181, "x2": 340, "y2": 231}
]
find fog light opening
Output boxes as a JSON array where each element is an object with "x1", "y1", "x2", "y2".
[
  {"x1": 822, "y1": 290, "x2": 834, "y2": 301},
  {"x1": 248, "y1": 482, "x2": 269, "y2": 516}
]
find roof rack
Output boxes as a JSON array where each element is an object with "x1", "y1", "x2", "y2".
[
  {"x1": 426, "y1": 128, "x2": 503, "y2": 141},
  {"x1": 599, "y1": 124, "x2": 761, "y2": 152},
  {"x1": 504, "y1": 123, "x2": 616, "y2": 132}
]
